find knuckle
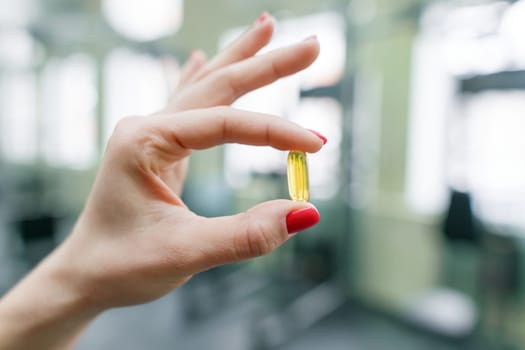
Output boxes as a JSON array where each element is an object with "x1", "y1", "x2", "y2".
[
  {"x1": 210, "y1": 69, "x2": 240, "y2": 102},
  {"x1": 114, "y1": 115, "x2": 142, "y2": 135},
  {"x1": 106, "y1": 116, "x2": 167, "y2": 171},
  {"x1": 107, "y1": 116, "x2": 143, "y2": 150}
]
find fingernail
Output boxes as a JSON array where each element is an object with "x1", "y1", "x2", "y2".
[
  {"x1": 286, "y1": 207, "x2": 320, "y2": 235},
  {"x1": 307, "y1": 129, "x2": 328, "y2": 145},
  {"x1": 303, "y1": 34, "x2": 318, "y2": 42},
  {"x1": 258, "y1": 12, "x2": 270, "y2": 24}
]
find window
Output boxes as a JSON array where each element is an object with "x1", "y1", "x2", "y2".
[
  {"x1": 406, "y1": 1, "x2": 525, "y2": 216},
  {"x1": 41, "y1": 54, "x2": 97, "y2": 169},
  {"x1": 103, "y1": 48, "x2": 172, "y2": 142},
  {"x1": 0, "y1": 72, "x2": 38, "y2": 163},
  {"x1": 0, "y1": 27, "x2": 39, "y2": 163}
]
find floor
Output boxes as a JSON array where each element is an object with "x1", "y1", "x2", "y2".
[{"x1": 75, "y1": 277, "x2": 483, "y2": 350}]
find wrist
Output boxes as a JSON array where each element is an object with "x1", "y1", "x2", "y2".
[
  {"x1": 41, "y1": 243, "x2": 106, "y2": 316},
  {"x1": 0, "y1": 242, "x2": 103, "y2": 349}
]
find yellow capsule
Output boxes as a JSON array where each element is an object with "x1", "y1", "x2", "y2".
[{"x1": 287, "y1": 150, "x2": 310, "y2": 202}]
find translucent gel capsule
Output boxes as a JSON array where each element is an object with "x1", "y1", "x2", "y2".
[{"x1": 287, "y1": 150, "x2": 310, "y2": 202}]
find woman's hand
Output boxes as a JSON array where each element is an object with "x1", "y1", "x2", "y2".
[
  {"x1": 0, "y1": 13, "x2": 323, "y2": 350},
  {"x1": 62, "y1": 106, "x2": 324, "y2": 308},
  {"x1": 59, "y1": 11, "x2": 322, "y2": 309}
]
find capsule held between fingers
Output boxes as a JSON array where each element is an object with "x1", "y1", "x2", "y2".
[{"x1": 287, "y1": 151, "x2": 310, "y2": 202}]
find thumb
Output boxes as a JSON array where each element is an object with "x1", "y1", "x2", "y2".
[{"x1": 192, "y1": 200, "x2": 320, "y2": 268}]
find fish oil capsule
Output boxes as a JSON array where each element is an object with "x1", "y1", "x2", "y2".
[{"x1": 287, "y1": 151, "x2": 310, "y2": 202}]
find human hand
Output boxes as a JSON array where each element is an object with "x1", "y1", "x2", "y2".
[
  {"x1": 58, "y1": 105, "x2": 324, "y2": 309},
  {"x1": 56, "y1": 12, "x2": 323, "y2": 308},
  {"x1": 0, "y1": 13, "x2": 324, "y2": 350}
]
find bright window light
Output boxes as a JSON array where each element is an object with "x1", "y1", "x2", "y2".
[
  {"x1": 41, "y1": 54, "x2": 97, "y2": 169},
  {"x1": 0, "y1": 28, "x2": 36, "y2": 68},
  {"x1": 0, "y1": 25, "x2": 38, "y2": 163},
  {"x1": 441, "y1": 36, "x2": 510, "y2": 76},
  {"x1": 500, "y1": 0, "x2": 525, "y2": 66},
  {"x1": 0, "y1": 0, "x2": 34, "y2": 26},
  {"x1": 292, "y1": 98, "x2": 343, "y2": 200},
  {"x1": 420, "y1": 1, "x2": 512, "y2": 76},
  {"x1": 406, "y1": 1, "x2": 521, "y2": 215},
  {"x1": 273, "y1": 12, "x2": 346, "y2": 88},
  {"x1": 104, "y1": 48, "x2": 171, "y2": 142},
  {"x1": 102, "y1": 0, "x2": 183, "y2": 41},
  {"x1": 0, "y1": 72, "x2": 37, "y2": 163},
  {"x1": 405, "y1": 37, "x2": 454, "y2": 214},
  {"x1": 463, "y1": 91, "x2": 525, "y2": 228}
]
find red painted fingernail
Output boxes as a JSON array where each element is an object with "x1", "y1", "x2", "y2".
[
  {"x1": 303, "y1": 34, "x2": 317, "y2": 41},
  {"x1": 286, "y1": 207, "x2": 320, "y2": 235},
  {"x1": 258, "y1": 12, "x2": 270, "y2": 24},
  {"x1": 307, "y1": 129, "x2": 328, "y2": 145}
]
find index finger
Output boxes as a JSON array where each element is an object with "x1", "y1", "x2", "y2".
[{"x1": 151, "y1": 106, "x2": 324, "y2": 155}]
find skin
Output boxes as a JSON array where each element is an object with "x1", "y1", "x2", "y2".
[{"x1": 0, "y1": 13, "x2": 322, "y2": 350}]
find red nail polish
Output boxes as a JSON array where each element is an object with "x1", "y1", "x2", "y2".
[
  {"x1": 258, "y1": 12, "x2": 270, "y2": 24},
  {"x1": 307, "y1": 129, "x2": 328, "y2": 145},
  {"x1": 286, "y1": 207, "x2": 320, "y2": 234}
]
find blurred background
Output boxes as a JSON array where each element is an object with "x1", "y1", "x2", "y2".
[{"x1": 1, "y1": 0, "x2": 525, "y2": 349}]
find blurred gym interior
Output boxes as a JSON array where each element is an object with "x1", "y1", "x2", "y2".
[{"x1": 2, "y1": 0, "x2": 525, "y2": 349}]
